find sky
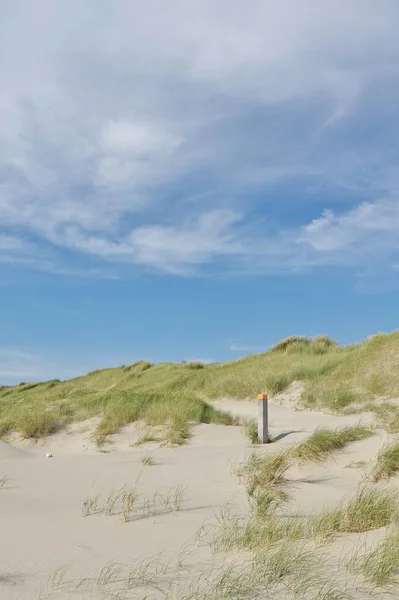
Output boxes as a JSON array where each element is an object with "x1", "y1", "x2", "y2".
[{"x1": 1, "y1": 0, "x2": 399, "y2": 383}]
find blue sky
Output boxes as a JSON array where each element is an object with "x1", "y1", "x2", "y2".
[{"x1": 1, "y1": 1, "x2": 399, "y2": 383}]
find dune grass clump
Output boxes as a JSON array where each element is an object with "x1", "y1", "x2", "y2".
[
  {"x1": 249, "y1": 544, "x2": 347, "y2": 598},
  {"x1": 209, "y1": 496, "x2": 303, "y2": 554},
  {"x1": 140, "y1": 454, "x2": 155, "y2": 466},
  {"x1": 386, "y1": 411, "x2": 399, "y2": 434},
  {"x1": 17, "y1": 410, "x2": 65, "y2": 439},
  {"x1": 163, "y1": 418, "x2": 192, "y2": 447},
  {"x1": 209, "y1": 543, "x2": 336, "y2": 599},
  {"x1": 370, "y1": 441, "x2": 399, "y2": 482},
  {"x1": 3, "y1": 329, "x2": 399, "y2": 440},
  {"x1": 132, "y1": 429, "x2": 162, "y2": 447},
  {"x1": 302, "y1": 386, "x2": 361, "y2": 411},
  {"x1": 236, "y1": 451, "x2": 291, "y2": 495},
  {"x1": 82, "y1": 483, "x2": 187, "y2": 522},
  {"x1": 350, "y1": 524, "x2": 399, "y2": 588},
  {"x1": 91, "y1": 390, "x2": 235, "y2": 445},
  {"x1": 301, "y1": 331, "x2": 399, "y2": 413},
  {"x1": 122, "y1": 361, "x2": 152, "y2": 374},
  {"x1": 271, "y1": 335, "x2": 338, "y2": 355},
  {"x1": 290, "y1": 425, "x2": 372, "y2": 463},
  {"x1": 184, "y1": 361, "x2": 206, "y2": 370},
  {"x1": 311, "y1": 487, "x2": 399, "y2": 538},
  {"x1": 244, "y1": 419, "x2": 259, "y2": 444},
  {"x1": 271, "y1": 336, "x2": 311, "y2": 352}
]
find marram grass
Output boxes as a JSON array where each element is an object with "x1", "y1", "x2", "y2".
[{"x1": 2, "y1": 330, "x2": 399, "y2": 440}]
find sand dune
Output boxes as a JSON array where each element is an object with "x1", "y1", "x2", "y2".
[{"x1": 0, "y1": 397, "x2": 394, "y2": 599}]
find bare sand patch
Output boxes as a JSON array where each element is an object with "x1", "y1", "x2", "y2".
[{"x1": 1, "y1": 397, "x2": 396, "y2": 599}]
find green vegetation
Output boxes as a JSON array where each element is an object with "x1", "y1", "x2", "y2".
[
  {"x1": 219, "y1": 426, "x2": 382, "y2": 555},
  {"x1": 2, "y1": 330, "x2": 399, "y2": 441},
  {"x1": 132, "y1": 428, "x2": 162, "y2": 447},
  {"x1": 311, "y1": 487, "x2": 399, "y2": 538},
  {"x1": 270, "y1": 334, "x2": 338, "y2": 354},
  {"x1": 290, "y1": 425, "x2": 372, "y2": 463},
  {"x1": 370, "y1": 441, "x2": 399, "y2": 481},
  {"x1": 211, "y1": 436, "x2": 399, "y2": 599},
  {"x1": 162, "y1": 417, "x2": 192, "y2": 447},
  {"x1": 140, "y1": 453, "x2": 155, "y2": 466},
  {"x1": 244, "y1": 419, "x2": 259, "y2": 444},
  {"x1": 238, "y1": 426, "x2": 372, "y2": 497},
  {"x1": 301, "y1": 331, "x2": 399, "y2": 412},
  {"x1": 350, "y1": 524, "x2": 399, "y2": 588},
  {"x1": 236, "y1": 451, "x2": 291, "y2": 493},
  {"x1": 82, "y1": 483, "x2": 187, "y2": 522}
]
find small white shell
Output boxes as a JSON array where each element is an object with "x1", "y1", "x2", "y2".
[{"x1": 45, "y1": 452, "x2": 53, "y2": 459}]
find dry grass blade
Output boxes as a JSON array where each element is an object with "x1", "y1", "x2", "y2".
[
  {"x1": 370, "y1": 441, "x2": 399, "y2": 482},
  {"x1": 0, "y1": 475, "x2": 8, "y2": 489},
  {"x1": 104, "y1": 485, "x2": 127, "y2": 516},
  {"x1": 82, "y1": 482, "x2": 186, "y2": 522},
  {"x1": 171, "y1": 484, "x2": 187, "y2": 512},
  {"x1": 122, "y1": 489, "x2": 140, "y2": 523},
  {"x1": 81, "y1": 493, "x2": 100, "y2": 516}
]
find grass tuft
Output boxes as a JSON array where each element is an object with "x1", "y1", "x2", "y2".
[
  {"x1": 3, "y1": 328, "x2": 399, "y2": 439},
  {"x1": 163, "y1": 418, "x2": 192, "y2": 447},
  {"x1": 311, "y1": 486, "x2": 399, "y2": 538},
  {"x1": 132, "y1": 429, "x2": 162, "y2": 447},
  {"x1": 235, "y1": 451, "x2": 291, "y2": 495},
  {"x1": 82, "y1": 493, "x2": 100, "y2": 516},
  {"x1": 290, "y1": 425, "x2": 372, "y2": 463},
  {"x1": 243, "y1": 419, "x2": 259, "y2": 444},
  {"x1": 122, "y1": 360, "x2": 152, "y2": 373},
  {"x1": 350, "y1": 523, "x2": 399, "y2": 588},
  {"x1": 184, "y1": 361, "x2": 206, "y2": 369},
  {"x1": 140, "y1": 453, "x2": 155, "y2": 466},
  {"x1": 82, "y1": 483, "x2": 186, "y2": 522},
  {"x1": 17, "y1": 410, "x2": 64, "y2": 439},
  {"x1": 271, "y1": 335, "x2": 338, "y2": 355},
  {"x1": 370, "y1": 441, "x2": 399, "y2": 482}
]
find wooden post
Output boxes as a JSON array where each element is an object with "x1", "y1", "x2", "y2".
[{"x1": 257, "y1": 393, "x2": 268, "y2": 443}]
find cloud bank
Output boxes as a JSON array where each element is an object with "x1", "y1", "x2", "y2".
[{"x1": 1, "y1": 1, "x2": 399, "y2": 276}]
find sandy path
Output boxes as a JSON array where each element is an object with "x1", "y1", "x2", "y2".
[{"x1": 0, "y1": 398, "x2": 390, "y2": 599}]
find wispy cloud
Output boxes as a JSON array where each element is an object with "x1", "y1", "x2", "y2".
[
  {"x1": 1, "y1": 1, "x2": 399, "y2": 278},
  {"x1": 0, "y1": 349, "x2": 50, "y2": 381},
  {"x1": 297, "y1": 197, "x2": 399, "y2": 270},
  {"x1": 0, "y1": 348, "x2": 120, "y2": 383}
]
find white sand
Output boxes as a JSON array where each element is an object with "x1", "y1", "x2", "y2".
[{"x1": 0, "y1": 397, "x2": 394, "y2": 599}]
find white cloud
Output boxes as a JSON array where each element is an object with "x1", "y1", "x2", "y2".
[
  {"x1": 0, "y1": 235, "x2": 26, "y2": 252},
  {"x1": 130, "y1": 210, "x2": 244, "y2": 273},
  {"x1": 298, "y1": 198, "x2": 399, "y2": 264},
  {"x1": 1, "y1": 1, "x2": 399, "y2": 277},
  {"x1": 100, "y1": 120, "x2": 180, "y2": 156}
]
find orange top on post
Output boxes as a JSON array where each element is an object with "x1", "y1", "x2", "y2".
[{"x1": 257, "y1": 393, "x2": 268, "y2": 400}]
